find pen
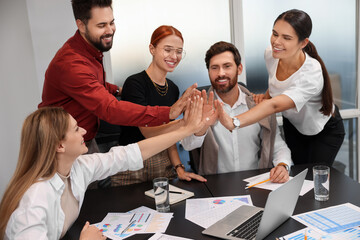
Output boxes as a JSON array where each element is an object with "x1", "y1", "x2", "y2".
[
  {"x1": 245, "y1": 178, "x2": 270, "y2": 189},
  {"x1": 169, "y1": 191, "x2": 184, "y2": 194},
  {"x1": 121, "y1": 219, "x2": 136, "y2": 234}
]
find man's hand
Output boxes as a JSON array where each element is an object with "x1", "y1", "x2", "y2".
[
  {"x1": 169, "y1": 83, "x2": 199, "y2": 120},
  {"x1": 215, "y1": 101, "x2": 234, "y2": 131},
  {"x1": 79, "y1": 221, "x2": 106, "y2": 240},
  {"x1": 270, "y1": 165, "x2": 289, "y2": 183}
]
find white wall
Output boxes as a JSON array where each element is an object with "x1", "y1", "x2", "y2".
[{"x1": 0, "y1": 0, "x2": 41, "y2": 197}]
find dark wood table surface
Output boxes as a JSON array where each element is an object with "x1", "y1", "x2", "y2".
[{"x1": 65, "y1": 164, "x2": 360, "y2": 239}]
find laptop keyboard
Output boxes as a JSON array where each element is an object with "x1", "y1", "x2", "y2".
[{"x1": 226, "y1": 210, "x2": 264, "y2": 239}]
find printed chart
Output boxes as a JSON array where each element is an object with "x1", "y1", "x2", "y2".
[
  {"x1": 185, "y1": 195, "x2": 252, "y2": 228},
  {"x1": 281, "y1": 227, "x2": 360, "y2": 240},
  {"x1": 292, "y1": 203, "x2": 360, "y2": 235}
]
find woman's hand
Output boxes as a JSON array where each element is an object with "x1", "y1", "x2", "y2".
[
  {"x1": 176, "y1": 167, "x2": 207, "y2": 182},
  {"x1": 194, "y1": 90, "x2": 218, "y2": 136},
  {"x1": 215, "y1": 101, "x2": 234, "y2": 131},
  {"x1": 79, "y1": 221, "x2": 106, "y2": 240},
  {"x1": 183, "y1": 95, "x2": 205, "y2": 134},
  {"x1": 252, "y1": 90, "x2": 271, "y2": 105},
  {"x1": 252, "y1": 93, "x2": 266, "y2": 104},
  {"x1": 170, "y1": 83, "x2": 200, "y2": 120}
]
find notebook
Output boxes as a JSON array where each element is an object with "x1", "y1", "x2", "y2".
[
  {"x1": 145, "y1": 184, "x2": 194, "y2": 205},
  {"x1": 202, "y1": 169, "x2": 308, "y2": 240}
]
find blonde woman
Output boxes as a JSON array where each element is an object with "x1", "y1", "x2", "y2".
[{"x1": 0, "y1": 98, "x2": 204, "y2": 239}]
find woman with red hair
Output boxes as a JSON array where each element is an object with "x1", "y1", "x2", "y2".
[{"x1": 112, "y1": 25, "x2": 207, "y2": 185}]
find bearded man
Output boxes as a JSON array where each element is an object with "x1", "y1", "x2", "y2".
[
  {"x1": 182, "y1": 41, "x2": 292, "y2": 183},
  {"x1": 39, "y1": 0, "x2": 194, "y2": 153}
]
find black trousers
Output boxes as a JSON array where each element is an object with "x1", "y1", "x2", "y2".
[{"x1": 283, "y1": 105, "x2": 345, "y2": 166}]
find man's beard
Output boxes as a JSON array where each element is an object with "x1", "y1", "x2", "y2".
[
  {"x1": 211, "y1": 75, "x2": 237, "y2": 94},
  {"x1": 85, "y1": 30, "x2": 114, "y2": 52}
]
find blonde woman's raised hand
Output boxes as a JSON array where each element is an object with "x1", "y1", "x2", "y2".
[
  {"x1": 79, "y1": 221, "x2": 106, "y2": 240},
  {"x1": 183, "y1": 95, "x2": 205, "y2": 134}
]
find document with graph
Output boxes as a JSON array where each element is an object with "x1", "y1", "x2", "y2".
[
  {"x1": 94, "y1": 211, "x2": 173, "y2": 240},
  {"x1": 185, "y1": 195, "x2": 252, "y2": 228},
  {"x1": 292, "y1": 203, "x2": 360, "y2": 236},
  {"x1": 279, "y1": 226, "x2": 360, "y2": 240}
]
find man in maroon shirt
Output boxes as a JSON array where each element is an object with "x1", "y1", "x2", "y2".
[{"x1": 39, "y1": 0, "x2": 195, "y2": 151}]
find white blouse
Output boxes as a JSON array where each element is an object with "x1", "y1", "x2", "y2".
[
  {"x1": 5, "y1": 143, "x2": 143, "y2": 240},
  {"x1": 265, "y1": 47, "x2": 332, "y2": 135}
]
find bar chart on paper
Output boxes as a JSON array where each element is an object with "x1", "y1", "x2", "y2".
[
  {"x1": 282, "y1": 227, "x2": 360, "y2": 240},
  {"x1": 292, "y1": 203, "x2": 360, "y2": 235}
]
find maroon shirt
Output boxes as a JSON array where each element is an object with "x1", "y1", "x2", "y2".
[{"x1": 39, "y1": 31, "x2": 170, "y2": 141}]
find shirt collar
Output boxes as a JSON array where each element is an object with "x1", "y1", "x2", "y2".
[
  {"x1": 49, "y1": 173, "x2": 65, "y2": 192},
  {"x1": 74, "y1": 30, "x2": 103, "y2": 62},
  {"x1": 214, "y1": 85, "x2": 247, "y2": 109}
]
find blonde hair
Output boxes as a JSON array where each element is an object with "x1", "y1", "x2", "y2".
[{"x1": 0, "y1": 107, "x2": 69, "y2": 238}]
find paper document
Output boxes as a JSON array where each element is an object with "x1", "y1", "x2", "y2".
[
  {"x1": 145, "y1": 184, "x2": 194, "y2": 204},
  {"x1": 149, "y1": 233, "x2": 194, "y2": 240},
  {"x1": 243, "y1": 172, "x2": 313, "y2": 196},
  {"x1": 279, "y1": 226, "x2": 360, "y2": 240},
  {"x1": 185, "y1": 195, "x2": 252, "y2": 228},
  {"x1": 292, "y1": 203, "x2": 360, "y2": 235},
  {"x1": 94, "y1": 209, "x2": 173, "y2": 240}
]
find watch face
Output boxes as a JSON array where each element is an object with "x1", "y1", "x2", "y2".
[{"x1": 233, "y1": 118, "x2": 240, "y2": 127}]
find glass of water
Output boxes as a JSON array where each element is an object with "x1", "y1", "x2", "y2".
[
  {"x1": 313, "y1": 165, "x2": 330, "y2": 201},
  {"x1": 153, "y1": 177, "x2": 170, "y2": 212}
]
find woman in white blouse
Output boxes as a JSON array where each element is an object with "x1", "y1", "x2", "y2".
[
  {"x1": 0, "y1": 99, "x2": 204, "y2": 240},
  {"x1": 217, "y1": 9, "x2": 345, "y2": 166}
]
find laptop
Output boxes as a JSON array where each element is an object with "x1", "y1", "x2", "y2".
[{"x1": 202, "y1": 169, "x2": 308, "y2": 240}]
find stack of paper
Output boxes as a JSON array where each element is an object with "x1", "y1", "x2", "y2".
[
  {"x1": 145, "y1": 184, "x2": 194, "y2": 204},
  {"x1": 93, "y1": 206, "x2": 173, "y2": 240}
]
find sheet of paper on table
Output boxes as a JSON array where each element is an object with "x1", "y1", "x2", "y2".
[
  {"x1": 243, "y1": 172, "x2": 313, "y2": 196},
  {"x1": 149, "y1": 233, "x2": 194, "y2": 240},
  {"x1": 292, "y1": 203, "x2": 360, "y2": 236},
  {"x1": 185, "y1": 195, "x2": 252, "y2": 229},
  {"x1": 279, "y1": 226, "x2": 360, "y2": 240},
  {"x1": 93, "y1": 207, "x2": 173, "y2": 240}
]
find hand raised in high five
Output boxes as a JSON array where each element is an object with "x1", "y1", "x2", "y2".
[
  {"x1": 194, "y1": 90, "x2": 218, "y2": 136},
  {"x1": 169, "y1": 83, "x2": 200, "y2": 120},
  {"x1": 215, "y1": 100, "x2": 234, "y2": 131},
  {"x1": 182, "y1": 95, "x2": 205, "y2": 134}
]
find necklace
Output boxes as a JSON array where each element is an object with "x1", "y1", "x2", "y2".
[{"x1": 146, "y1": 71, "x2": 168, "y2": 96}]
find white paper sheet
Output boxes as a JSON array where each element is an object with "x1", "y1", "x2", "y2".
[
  {"x1": 292, "y1": 203, "x2": 360, "y2": 236},
  {"x1": 185, "y1": 195, "x2": 252, "y2": 228},
  {"x1": 149, "y1": 233, "x2": 194, "y2": 240},
  {"x1": 243, "y1": 172, "x2": 313, "y2": 196}
]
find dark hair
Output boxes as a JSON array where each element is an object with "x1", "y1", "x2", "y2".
[
  {"x1": 275, "y1": 9, "x2": 333, "y2": 116},
  {"x1": 71, "y1": 0, "x2": 112, "y2": 25},
  {"x1": 205, "y1": 41, "x2": 241, "y2": 69},
  {"x1": 151, "y1": 25, "x2": 183, "y2": 47}
]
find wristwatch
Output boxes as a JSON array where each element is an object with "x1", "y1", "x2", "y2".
[
  {"x1": 232, "y1": 117, "x2": 241, "y2": 129},
  {"x1": 174, "y1": 164, "x2": 185, "y2": 171},
  {"x1": 278, "y1": 163, "x2": 290, "y2": 172}
]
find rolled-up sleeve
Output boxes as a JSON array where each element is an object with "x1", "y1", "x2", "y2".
[{"x1": 272, "y1": 126, "x2": 293, "y2": 168}]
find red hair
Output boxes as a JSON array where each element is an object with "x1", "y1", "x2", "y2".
[{"x1": 150, "y1": 25, "x2": 183, "y2": 46}]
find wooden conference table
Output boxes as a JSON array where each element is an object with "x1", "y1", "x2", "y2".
[{"x1": 65, "y1": 165, "x2": 360, "y2": 240}]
